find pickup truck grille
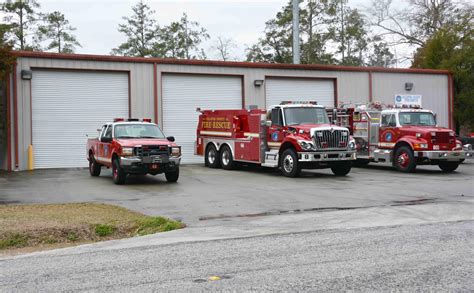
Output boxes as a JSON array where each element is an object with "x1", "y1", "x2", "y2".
[
  {"x1": 313, "y1": 129, "x2": 349, "y2": 151},
  {"x1": 135, "y1": 145, "x2": 169, "y2": 157}
]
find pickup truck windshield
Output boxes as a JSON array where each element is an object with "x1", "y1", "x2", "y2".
[
  {"x1": 399, "y1": 112, "x2": 436, "y2": 126},
  {"x1": 284, "y1": 107, "x2": 329, "y2": 126},
  {"x1": 114, "y1": 124, "x2": 166, "y2": 139}
]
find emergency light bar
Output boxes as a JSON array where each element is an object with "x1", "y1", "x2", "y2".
[
  {"x1": 114, "y1": 118, "x2": 153, "y2": 122},
  {"x1": 280, "y1": 101, "x2": 318, "y2": 105}
]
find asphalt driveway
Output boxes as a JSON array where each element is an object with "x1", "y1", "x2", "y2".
[{"x1": 0, "y1": 162, "x2": 472, "y2": 225}]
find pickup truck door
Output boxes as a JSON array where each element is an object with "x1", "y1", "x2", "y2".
[
  {"x1": 99, "y1": 125, "x2": 113, "y2": 163},
  {"x1": 267, "y1": 108, "x2": 284, "y2": 149}
]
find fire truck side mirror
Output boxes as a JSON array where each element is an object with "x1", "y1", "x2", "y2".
[{"x1": 265, "y1": 120, "x2": 272, "y2": 127}]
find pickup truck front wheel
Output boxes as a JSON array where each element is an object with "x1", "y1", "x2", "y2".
[
  {"x1": 89, "y1": 154, "x2": 101, "y2": 177},
  {"x1": 165, "y1": 167, "x2": 179, "y2": 183},
  {"x1": 112, "y1": 158, "x2": 126, "y2": 185}
]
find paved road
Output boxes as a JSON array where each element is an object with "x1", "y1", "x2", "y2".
[
  {"x1": 1, "y1": 162, "x2": 472, "y2": 224},
  {"x1": 1, "y1": 220, "x2": 472, "y2": 291}
]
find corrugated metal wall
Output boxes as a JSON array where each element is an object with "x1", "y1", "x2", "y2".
[{"x1": 9, "y1": 56, "x2": 450, "y2": 170}]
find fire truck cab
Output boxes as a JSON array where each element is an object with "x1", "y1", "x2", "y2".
[
  {"x1": 195, "y1": 102, "x2": 357, "y2": 177},
  {"x1": 343, "y1": 105, "x2": 465, "y2": 172}
]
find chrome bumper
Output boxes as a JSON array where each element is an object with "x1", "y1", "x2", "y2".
[
  {"x1": 120, "y1": 156, "x2": 181, "y2": 166},
  {"x1": 416, "y1": 150, "x2": 465, "y2": 160},
  {"x1": 298, "y1": 151, "x2": 356, "y2": 162}
]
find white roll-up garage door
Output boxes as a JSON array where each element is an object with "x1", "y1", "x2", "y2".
[
  {"x1": 162, "y1": 74, "x2": 242, "y2": 164},
  {"x1": 266, "y1": 78, "x2": 335, "y2": 107},
  {"x1": 32, "y1": 70, "x2": 129, "y2": 169}
]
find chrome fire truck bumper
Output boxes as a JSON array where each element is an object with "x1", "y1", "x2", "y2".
[
  {"x1": 416, "y1": 150, "x2": 466, "y2": 161},
  {"x1": 298, "y1": 151, "x2": 356, "y2": 162}
]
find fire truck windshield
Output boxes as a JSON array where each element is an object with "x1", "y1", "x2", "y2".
[
  {"x1": 399, "y1": 112, "x2": 436, "y2": 126},
  {"x1": 284, "y1": 107, "x2": 329, "y2": 126},
  {"x1": 114, "y1": 124, "x2": 166, "y2": 139}
]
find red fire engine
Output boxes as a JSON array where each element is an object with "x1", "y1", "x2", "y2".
[
  {"x1": 331, "y1": 103, "x2": 466, "y2": 172},
  {"x1": 195, "y1": 102, "x2": 357, "y2": 177}
]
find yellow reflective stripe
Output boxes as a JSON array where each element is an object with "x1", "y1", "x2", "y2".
[
  {"x1": 244, "y1": 132, "x2": 260, "y2": 138},
  {"x1": 200, "y1": 131, "x2": 232, "y2": 137}
]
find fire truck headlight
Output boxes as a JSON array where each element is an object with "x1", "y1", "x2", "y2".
[
  {"x1": 299, "y1": 141, "x2": 314, "y2": 150},
  {"x1": 171, "y1": 147, "x2": 181, "y2": 157},
  {"x1": 348, "y1": 139, "x2": 356, "y2": 150},
  {"x1": 121, "y1": 147, "x2": 134, "y2": 156}
]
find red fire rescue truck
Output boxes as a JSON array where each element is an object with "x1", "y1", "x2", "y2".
[
  {"x1": 86, "y1": 118, "x2": 181, "y2": 185},
  {"x1": 195, "y1": 102, "x2": 357, "y2": 177},
  {"x1": 331, "y1": 104, "x2": 466, "y2": 173}
]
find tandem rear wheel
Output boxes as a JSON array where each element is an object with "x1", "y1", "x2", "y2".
[{"x1": 205, "y1": 144, "x2": 220, "y2": 168}]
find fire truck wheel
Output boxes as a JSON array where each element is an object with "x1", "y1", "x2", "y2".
[
  {"x1": 353, "y1": 159, "x2": 370, "y2": 167},
  {"x1": 165, "y1": 167, "x2": 180, "y2": 182},
  {"x1": 280, "y1": 149, "x2": 300, "y2": 177},
  {"x1": 205, "y1": 144, "x2": 221, "y2": 168},
  {"x1": 112, "y1": 158, "x2": 127, "y2": 185},
  {"x1": 438, "y1": 161, "x2": 460, "y2": 172},
  {"x1": 394, "y1": 146, "x2": 416, "y2": 173},
  {"x1": 89, "y1": 154, "x2": 101, "y2": 177},
  {"x1": 331, "y1": 161, "x2": 352, "y2": 176},
  {"x1": 220, "y1": 145, "x2": 235, "y2": 170}
]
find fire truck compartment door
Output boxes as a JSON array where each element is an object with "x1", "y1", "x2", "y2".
[
  {"x1": 162, "y1": 74, "x2": 242, "y2": 163},
  {"x1": 265, "y1": 78, "x2": 335, "y2": 107}
]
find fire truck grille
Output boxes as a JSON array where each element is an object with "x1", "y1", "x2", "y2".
[
  {"x1": 135, "y1": 145, "x2": 169, "y2": 157},
  {"x1": 313, "y1": 129, "x2": 349, "y2": 150},
  {"x1": 433, "y1": 132, "x2": 450, "y2": 143}
]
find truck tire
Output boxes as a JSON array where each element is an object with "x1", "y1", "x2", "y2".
[
  {"x1": 205, "y1": 144, "x2": 220, "y2": 168},
  {"x1": 112, "y1": 158, "x2": 127, "y2": 185},
  {"x1": 331, "y1": 161, "x2": 352, "y2": 176},
  {"x1": 89, "y1": 154, "x2": 101, "y2": 177},
  {"x1": 353, "y1": 159, "x2": 370, "y2": 167},
  {"x1": 394, "y1": 146, "x2": 416, "y2": 173},
  {"x1": 438, "y1": 161, "x2": 460, "y2": 173},
  {"x1": 165, "y1": 167, "x2": 180, "y2": 182},
  {"x1": 280, "y1": 149, "x2": 300, "y2": 177},
  {"x1": 220, "y1": 145, "x2": 235, "y2": 170}
]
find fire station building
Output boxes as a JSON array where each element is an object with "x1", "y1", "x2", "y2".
[{"x1": 1, "y1": 51, "x2": 453, "y2": 170}]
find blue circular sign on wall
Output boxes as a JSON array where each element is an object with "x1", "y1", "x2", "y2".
[
  {"x1": 271, "y1": 132, "x2": 279, "y2": 141},
  {"x1": 385, "y1": 132, "x2": 393, "y2": 142},
  {"x1": 396, "y1": 95, "x2": 402, "y2": 102}
]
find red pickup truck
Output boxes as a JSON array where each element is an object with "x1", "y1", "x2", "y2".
[{"x1": 86, "y1": 118, "x2": 181, "y2": 184}]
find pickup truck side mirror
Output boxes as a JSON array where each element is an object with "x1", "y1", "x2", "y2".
[
  {"x1": 167, "y1": 136, "x2": 175, "y2": 142},
  {"x1": 100, "y1": 136, "x2": 112, "y2": 143}
]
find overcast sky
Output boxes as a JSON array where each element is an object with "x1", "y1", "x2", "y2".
[{"x1": 38, "y1": 0, "x2": 410, "y2": 66}]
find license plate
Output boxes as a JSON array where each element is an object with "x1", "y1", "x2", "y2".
[
  {"x1": 453, "y1": 153, "x2": 460, "y2": 156},
  {"x1": 433, "y1": 145, "x2": 440, "y2": 150},
  {"x1": 143, "y1": 156, "x2": 162, "y2": 163}
]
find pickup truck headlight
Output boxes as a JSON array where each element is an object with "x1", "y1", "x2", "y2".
[
  {"x1": 121, "y1": 147, "x2": 134, "y2": 156},
  {"x1": 171, "y1": 146, "x2": 181, "y2": 157},
  {"x1": 299, "y1": 141, "x2": 314, "y2": 151}
]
